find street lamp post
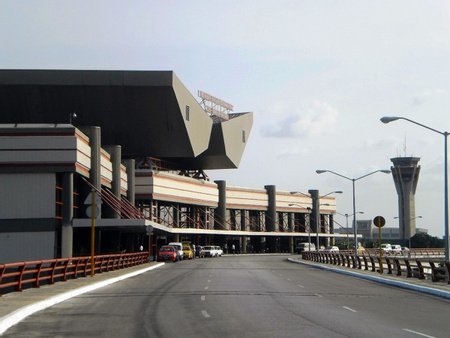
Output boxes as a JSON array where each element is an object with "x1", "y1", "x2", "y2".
[
  {"x1": 336, "y1": 211, "x2": 364, "y2": 251},
  {"x1": 316, "y1": 169, "x2": 391, "y2": 256},
  {"x1": 289, "y1": 204, "x2": 312, "y2": 248},
  {"x1": 290, "y1": 190, "x2": 342, "y2": 250},
  {"x1": 394, "y1": 215, "x2": 422, "y2": 252},
  {"x1": 381, "y1": 116, "x2": 449, "y2": 261}
]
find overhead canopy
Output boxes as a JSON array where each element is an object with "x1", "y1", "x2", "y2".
[{"x1": 0, "y1": 69, "x2": 253, "y2": 170}]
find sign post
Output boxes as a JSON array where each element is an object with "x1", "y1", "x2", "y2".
[
  {"x1": 373, "y1": 216, "x2": 386, "y2": 274},
  {"x1": 84, "y1": 190, "x2": 102, "y2": 277}
]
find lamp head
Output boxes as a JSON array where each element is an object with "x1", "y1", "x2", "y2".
[
  {"x1": 316, "y1": 170, "x2": 327, "y2": 174},
  {"x1": 380, "y1": 170, "x2": 391, "y2": 174},
  {"x1": 334, "y1": 190, "x2": 343, "y2": 194},
  {"x1": 380, "y1": 116, "x2": 399, "y2": 124}
]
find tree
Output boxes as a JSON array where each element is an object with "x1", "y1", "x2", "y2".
[{"x1": 410, "y1": 233, "x2": 444, "y2": 248}]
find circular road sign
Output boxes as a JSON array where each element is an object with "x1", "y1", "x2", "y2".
[{"x1": 373, "y1": 216, "x2": 386, "y2": 228}]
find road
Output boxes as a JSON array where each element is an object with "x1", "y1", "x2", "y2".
[{"x1": 3, "y1": 255, "x2": 450, "y2": 337}]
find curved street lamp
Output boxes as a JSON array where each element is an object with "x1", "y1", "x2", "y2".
[
  {"x1": 381, "y1": 116, "x2": 449, "y2": 260},
  {"x1": 316, "y1": 169, "x2": 391, "y2": 256},
  {"x1": 290, "y1": 190, "x2": 343, "y2": 249},
  {"x1": 336, "y1": 211, "x2": 364, "y2": 250},
  {"x1": 289, "y1": 204, "x2": 312, "y2": 247}
]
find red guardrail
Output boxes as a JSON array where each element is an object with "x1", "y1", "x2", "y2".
[{"x1": 0, "y1": 252, "x2": 149, "y2": 296}]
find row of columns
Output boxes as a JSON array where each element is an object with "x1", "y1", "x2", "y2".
[{"x1": 61, "y1": 126, "x2": 135, "y2": 258}]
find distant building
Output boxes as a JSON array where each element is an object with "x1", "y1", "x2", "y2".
[{"x1": 334, "y1": 219, "x2": 428, "y2": 242}]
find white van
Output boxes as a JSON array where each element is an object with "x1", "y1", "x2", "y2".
[
  {"x1": 168, "y1": 242, "x2": 184, "y2": 260},
  {"x1": 296, "y1": 242, "x2": 316, "y2": 254}
]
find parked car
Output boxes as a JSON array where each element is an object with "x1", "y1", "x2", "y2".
[
  {"x1": 182, "y1": 244, "x2": 194, "y2": 259},
  {"x1": 215, "y1": 246, "x2": 223, "y2": 257},
  {"x1": 391, "y1": 244, "x2": 402, "y2": 254},
  {"x1": 296, "y1": 242, "x2": 316, "y2": 254},
  {"x1": 196, "y1": 245, "x2": 205, "y2": 258},
  {"x1": 157, "y1": 245, "x2": 179, "y2": 262},
  {"x1": 203, "y1": 245, "x2": 217, "y2": 257},
  {"x1": 168, "y1": 242, "x2": 184, "y2": 260},
  {"x1": 381, "y1": 243, "x2": 392, "y2": 254},
  {"x1": 324, "y1": 246, "x2": 339, "y2": 252}
]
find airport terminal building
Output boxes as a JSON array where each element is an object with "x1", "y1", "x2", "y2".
[{"x1": 0, "y1": 70, "x2": 341, "y2": 263}]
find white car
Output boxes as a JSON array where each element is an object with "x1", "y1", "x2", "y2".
[
  {"x1": 324, "y1": 246, "x2": 339, "y2": 252},
  {"x1": 202, "y1": 245, "x2": 217, "y2": 257},
  {"x1": 381, "y1": 244, "x2": 392, "y2": 253},
  {"x1": 391, "y1": 244, "x2": 402, "y2": 254},
  {"x1": 215, "y1": 246, "x2": 223, "y2": 257}
]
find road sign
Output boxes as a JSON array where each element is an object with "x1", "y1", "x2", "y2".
[
  {"x1": 86, "y1": 205, "x2": 100, "y2": 218},
  {"x1": 373, "y1": 216, "x2": 386, "y2": 228},
  {"x1": 84, "y1": 191, "x2": 103, "y2": 205}
]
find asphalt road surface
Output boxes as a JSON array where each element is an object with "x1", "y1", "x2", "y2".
[{"x1": 4, "y1": 255, "x2": 450, "y2": 337}]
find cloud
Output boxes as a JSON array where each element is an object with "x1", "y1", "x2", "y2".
[
  {"x1": 261, "y1": 101, "x2": 338, "y2": 138},
  {"x1": 412, "y1": 89, "x2": 448, "y2": 106}
]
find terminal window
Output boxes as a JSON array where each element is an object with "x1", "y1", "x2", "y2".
[{"x1": 185, "y1": 105, "x2": 190, "y2": 121}]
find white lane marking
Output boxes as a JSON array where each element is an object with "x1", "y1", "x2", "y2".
[
  {"x1": 204, "y1": 286, "x2": 209, "y2": 290},
  {"x1": 0, "y1": 263, "x2": 165, "y2": 335},
  {"x1": 402, "y1": 328, "x2": 435, "y2": 337},
  {"x1": 208, "y1": 280, "x2": 211, "y2": 283},
  {"x1": 201, "y1": 310, "x2": 210, "y2": 318},
  {"x1": 287, "y1": 278, "x2": 291, "y2": 281},
  {"x1": 314, "y1": 293, "x2": 322, "y2": 298},
  {"x1": 342, "y1": 306, "x2": 357, "y2": 313},
  {"x1": 298, "y1": 284, "x2": 304, "y2": 288},
  {"x1": 201, "y1": 295, "x2": 206, "y2": 301}
]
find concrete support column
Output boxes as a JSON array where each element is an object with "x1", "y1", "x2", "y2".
[
  {"x1": 81, "y1": 126, "x2": 102, "y2": 218},
  {"x1": 288, "y1": 212, "x2": 294, "y2": 232},
  {"x1": 173, "y1": 205, "x2": 179, "y2": 228},
  {"x1": 240, "y1": 209, "x2": 247, "y2": 231},
  {"x1": 242, "y1": 236, "x2": 247, "y2": 254},
  {"x1": 61, "y1": 172, "x2": 73, "y2": 258},
  {"x1": 104, "y1": 145, "x2": 122, "y2": 219},
  {"x1": 309, "y1": 189, "x2": 320, "y2": 249},
  {"x1": 265, "y1": 185, "x2": 276, "y2": 252},
  {"x1": 265, "y1": 185, "x2": 276, "y2": 232},
  {"x1": 123, "y1": 158, "x2": 135, "y2": 205},
  {"x1": 289, "y1": 236, "x2": 294, "y2": 253},
  {"x1": 214, "y1": 180, "x2": 227, "y2": 230}
]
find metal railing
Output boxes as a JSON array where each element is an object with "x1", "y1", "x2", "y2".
[
  {"x1": 0, "y1": 252, "x2": 149, "y2": 296},
  {"x1": 301, "y1": 251, "x2": 450, "y2": 284}
]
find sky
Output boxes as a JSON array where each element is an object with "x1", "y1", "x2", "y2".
[{"x1": 1, "y1": 1, "x2": 450, "y2": 237}]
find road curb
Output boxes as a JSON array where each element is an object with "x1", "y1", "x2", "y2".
[
  {"x1": 288, "y1": 258, "x2": 450, "y2": 300},
  {"x1": 0, "y1": 263, "x2": 165, "y2": 335}
]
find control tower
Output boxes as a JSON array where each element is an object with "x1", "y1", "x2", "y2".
[{"x1": 390, "y1": 157, "x2": 421, "y2": 240}]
